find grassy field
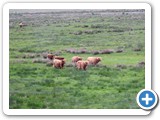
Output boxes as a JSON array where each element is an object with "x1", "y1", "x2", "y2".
[{"x1": 9, "y1": 9, "x2": 145, "y2": 109}]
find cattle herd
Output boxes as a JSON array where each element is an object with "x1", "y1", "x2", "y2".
[{"x1": 47, "y1": 54, "x2": 102, "y2": 70}]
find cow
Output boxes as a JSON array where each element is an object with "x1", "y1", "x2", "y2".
[
  {"x1": 47, "y1": 54, "x2": 54, "y2": 60},
  {"x1": 54, "y1": 56, "x2": 64, "y2": 60},
  {"x1": 76, "y1": 60, "x2": 89, "y2": 70},
  {"x1": 47, "y1": 54, "x2": 64, "y2": 60},
  {"x1": 72, "y1": 56, "x2": 82, "y2": 63},
  {"x1": 87, "y1": 57, "x2": 101, "y2": 65},
  {"x1": 53, "y1": 59, "x2": 65, "y2": 69}
]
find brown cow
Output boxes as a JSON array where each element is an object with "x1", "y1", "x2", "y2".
[
  {"x1": 87, "y1": 57, "x2": 101, "y2": 65},
  {"x1": 47, "y1": 54, "x2": 64, "y2": 60},
  {"x1": 76, "y1": 60, "x2": 89, "y2": 70},
  {"x1": 72, "y1": 56, "x2": 82, "y2": 63},
  {"x1": 54, "y1": 56, "x2": 64, "y2": 60},
  {"x1": 47, "y1": 54, "x2": 54, "y2": 60},
  {"x1": 53, "y1": 59, "x2": 65, "y2": 69}
]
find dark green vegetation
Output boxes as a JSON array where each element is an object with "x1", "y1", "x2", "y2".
[{"x1": 9, "y1": 9, "x2": 145, "y2": 109}]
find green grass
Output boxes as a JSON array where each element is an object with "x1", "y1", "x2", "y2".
[
  {"x1": 9, "y1": 63, "x2": 144, "y2": 109},
  {"x1": 9, "y1": 9, "x2": 145, "y2": 109}
]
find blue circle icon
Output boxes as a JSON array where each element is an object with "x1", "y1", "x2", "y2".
[{"x1": 137, "y1": 89, "x2": 158, "y2": 110}]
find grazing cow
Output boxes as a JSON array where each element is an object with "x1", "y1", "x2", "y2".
[
  {"x1": 47, "y1": 54, "x2": 64, "y2": 60},
  {"x1": 53, "y1": 59, "x2": 65, "y2": 69},
  {"x1": 76, "y1": 60, "x2": 89, "y2": 70},
  {"x1": 72, "y1": 56, "x2": 82, "y2": 63},
  {"x1": 54, "y1": 56, "x2": 64, "y2": 60},
  {"x1": 47, "y1": 54, "x2": 54, "y2": 60},
  {"x1": 87, "y1": 57, "x2": 101, "y2": 65}
]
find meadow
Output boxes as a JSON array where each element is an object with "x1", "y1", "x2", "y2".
[{"x1": 9, "y1": 9, "x2": 145, "y2": 109}]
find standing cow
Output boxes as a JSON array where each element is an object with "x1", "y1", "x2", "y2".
[
  {"x1": 54, "y1": 56, "x2": 65, "y2": 60},
  {"x1": 53, "y1": 59, "x2": 65, "y2": 69},
  {"x1": 72, "y1": 56, "x2": 82, "y2": 63},
  {"x1": 76, "y1": 60, "x2": 89, "y2": 70},
  {"x1": 47, "y1": 54, "x2": 64, "y2": 60},
  {"x1": 47, "y1": 54, "x2": 54, "y2": 60},
  {"x1": 87, "y1": 57, "x2": 101, "y2": 65}
]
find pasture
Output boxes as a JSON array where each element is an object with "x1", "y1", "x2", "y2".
[{"x1": 9, "y1": 9, "x2": 145, "y2": 109}]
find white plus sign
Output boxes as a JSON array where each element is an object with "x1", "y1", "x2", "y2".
[{"x1": 142, "y1": 93, "x2": 153, "y2": 105}]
